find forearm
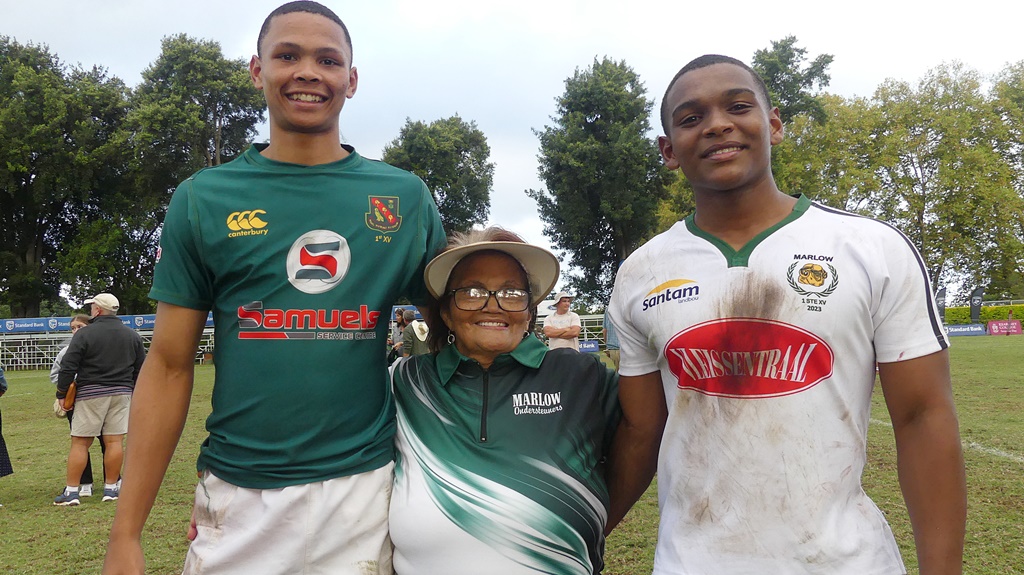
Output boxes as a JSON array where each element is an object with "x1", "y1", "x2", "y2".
[
  {"x1": 108, "y1": 358, "x2": 194, "y2": 544},
  {"x1": 894, "y1": 409, "x2": 966, "y2": 575},
  {"x1": 604, "y1": 371, "x2": 667, "y2": 535},
  {"x1": 56, "y1": 371, "x2": 75, "y2": 393},
  {"x1": 604, "y1": 418, "x2": 663, "y2": 534}
]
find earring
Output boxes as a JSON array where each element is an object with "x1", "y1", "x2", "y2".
[
  {"x1": 447, "y1": 332, "x2": 456, "y2": 345},
  {"x1": 522, "y1": 331, "x2": 530, "y2": 340}
]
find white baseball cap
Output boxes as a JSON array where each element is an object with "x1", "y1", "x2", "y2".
[{"x1": 84, "y1": 293, "x2": 119, "y2": 313}]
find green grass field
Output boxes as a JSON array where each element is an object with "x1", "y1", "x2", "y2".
[{"x1": 1, "y1": 336, "x2": 1021, "y2": 574}]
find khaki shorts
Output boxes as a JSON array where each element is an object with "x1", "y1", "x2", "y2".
[
  {"x1": 70, "y1": 395, "x2": 131, "y2": 437},
  {"x1": 184, "y1": 463, "x2": 394, "y2": 574}
]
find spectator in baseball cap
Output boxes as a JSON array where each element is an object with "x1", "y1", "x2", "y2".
[{"x1": 83, "y1": 294, "x2": 119, "y2": 314}]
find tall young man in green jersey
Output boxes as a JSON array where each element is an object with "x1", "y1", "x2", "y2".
[{"x1": 103, "y1": 3, "x2": 446, "y2": 574}]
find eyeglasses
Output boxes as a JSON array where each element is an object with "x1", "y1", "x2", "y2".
[{"x1": 449, "y1": 287, "x2": 531, "y2": 312}]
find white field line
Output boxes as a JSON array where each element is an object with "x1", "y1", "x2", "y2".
[{"x1": 870, "y1": 418, "x2": 1024, "y2": 464}]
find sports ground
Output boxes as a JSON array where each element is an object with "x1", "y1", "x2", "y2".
[{"x1": 0, "y1": 335, "x2": 1021, "y2": 574}]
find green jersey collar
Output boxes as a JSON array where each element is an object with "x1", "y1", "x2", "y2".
[
  {"x1": 436, "y1": 336, "x2": 548, "y2": 385},
  {"x1": 245, "y1": 143, "x2": 361, "y2": 170},
  {"x1": 685, "y1": 194, "x2": 810, "y2": 267}
]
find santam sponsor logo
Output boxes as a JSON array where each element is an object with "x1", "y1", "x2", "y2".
[
  {"x1": 237, "y1": 301, "x2": 380, "y2": 341},
  {"x1": 664, "y1": 318, "x2": 834, "y2": 398},
  {"x1": 642, "y1": 279, "x2": 700, "y2": 311}
]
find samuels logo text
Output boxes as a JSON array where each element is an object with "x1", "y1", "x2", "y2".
[
  {"x1": 665, "y1": 318, "x2": 834, "y2": 398},
  {"x1": 237, "y1": 301, "x2": 379, "y2": 341}
]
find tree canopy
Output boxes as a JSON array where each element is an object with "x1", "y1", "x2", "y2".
[
  {"x1": 382, "y1": 115, "x2": 494, "y2": 234},
  {"x1": 0, "y1": 38, "x2": 130, "y2": 316},
  {"x1": 528, "y1": 57, "x2": 671, "y2": 304},
  {"x1": 752, "y1": 36, "x2": 834, "y2": 124},
  {"x1": 0, "y1": 35, "x2": 264, "y2": 316}
]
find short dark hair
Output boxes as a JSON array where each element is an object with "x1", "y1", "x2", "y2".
[
  {"x1": 426, "y1": 227, "x2": 538, "y2": 353},
  {"x1": 660, "y1": 54, "x2": 772, "y2": 134},
  {"x1": 257, "y1": 1, "x2": 352, "y2": 60}
]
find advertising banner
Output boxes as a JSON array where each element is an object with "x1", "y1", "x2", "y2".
[
  {"x1": 1, "y1": 313, "x2": 214, "y2": 334},
  {"x1": 944, "y1": 324, "x2": 987, "y2": 337},
  {"x1": 969, "y1": 287, "x2": 985, "y2": 323},
  {"x1": 987, "y1": 320, "x2": 1022, "y2": 335}
]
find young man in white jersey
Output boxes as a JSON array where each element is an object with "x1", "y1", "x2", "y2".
[
  {"x1": 605, "y1": 55, "x2": 965, "y2": 574},
  {"x1": 103, "y1": 2, "x2": 445, "y2": 574}
]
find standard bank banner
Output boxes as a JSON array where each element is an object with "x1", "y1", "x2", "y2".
[
  {"x1": 944, "y1": 324, "x2": 987, "y2": 337},
  {"x1": 1, "y1": 313, "x2": 214, "y2": 334}
]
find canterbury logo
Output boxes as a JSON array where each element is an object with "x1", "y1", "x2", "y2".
[{"x1": 227, "y1": 210, "x2": 268, "y2": 231}]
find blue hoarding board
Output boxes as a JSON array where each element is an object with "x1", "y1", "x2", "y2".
[
  {"x1": 1, "y1": 313, "x2": 213, "y2": 333},
  {"x1": 944, "y1": 324, "x2": 987, "y2": 336}
]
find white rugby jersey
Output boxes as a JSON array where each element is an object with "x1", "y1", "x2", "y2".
[{"x1": 608, "y1": 195, "x2": 947, "y2": 574}]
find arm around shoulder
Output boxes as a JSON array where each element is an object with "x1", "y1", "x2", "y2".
[
  {"x1": 104, "y1": 302, "x2": 208, "y2": 575},
  {"x1": 604, "y1": 371, "x2": 667, "y2": 535},
  {"x1": 878, "y1": 349, "x2": 966, "y2": 575}
]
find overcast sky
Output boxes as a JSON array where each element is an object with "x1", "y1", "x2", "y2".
[{"x1": 7, "y1": 0, "x2": 1024, "y2": 284}]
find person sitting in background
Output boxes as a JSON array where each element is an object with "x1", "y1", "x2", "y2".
[
  {"x1": 401, "y1": 309, "x2": 430, "y2": 357},
  {"x1": 50, "y1": 314, "x2": 105, "y2": 498},
  {"x1": 389, "y1": 227, "x2": 622, "y2": 575}
]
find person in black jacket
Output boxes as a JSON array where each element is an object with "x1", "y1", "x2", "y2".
[{"x1": 54, "y1": 293, "x2": 146, "y2": 506}]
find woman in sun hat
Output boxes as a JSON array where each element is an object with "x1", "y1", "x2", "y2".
[{"x1": 388, "y1": 226, "x2": 621, "y2": 575}]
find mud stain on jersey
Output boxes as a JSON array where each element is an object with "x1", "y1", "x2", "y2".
[{"x1": 717, "y1": 273, "x2": 786, "y2": 322}]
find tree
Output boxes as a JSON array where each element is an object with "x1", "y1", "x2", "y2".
[
  {"x1": 771, "y1": 94, "x2": 881, "y2": 210},
  {"x1": 0, "y1": 38, "x2": 130, "y2": 317},
  {"x1": 752, "y1": 36, "x2": 834, "y2": 124},
  {"x1": 652, "y1": 171, "x2": 695, "y2": 236},
  {"x1": 869, "y1": 63, "x2": 1023, "y2": 292},
  {"x1": 57, "y1": 35, "x2": 266, "y2": 313},
  {"x1": 985, "y1": 61, "x2": 1024, "y2": 299},
  {"x1": 382, "y1": 116, "x2": 494, "y2": 234},
  {"x1": 131, "y1": 35, "x2": 264, "y2": 172},
  {"x1": 528, "y1": 57, "x2": 671, "y2": 304}
]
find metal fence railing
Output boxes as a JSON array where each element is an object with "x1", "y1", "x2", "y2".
[
  {"x1": 3, "y1": 314, "x2": 615, "y2": 372},
  {"x1": 0, "y1": 329, "x2": 216, "y2": 372}
]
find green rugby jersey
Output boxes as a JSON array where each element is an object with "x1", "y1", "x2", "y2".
[
  {"x1": 151, "y1": 144, "x2": 446, "y2": 488},
  {"x1": 390, "y1": 337, "x2": 620, "y2": 574}
]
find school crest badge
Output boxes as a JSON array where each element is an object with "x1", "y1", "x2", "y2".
[
  {"x1": 787, "y1": 257, "x2": 840, "y2": 313},
  {"x1": 365, "y1": 196, "x2": 402, "y2": 233}
]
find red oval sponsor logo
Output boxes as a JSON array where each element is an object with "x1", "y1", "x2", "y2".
[{"x1": 664, "y1": 318, "x2": 834, "y2": 398}]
